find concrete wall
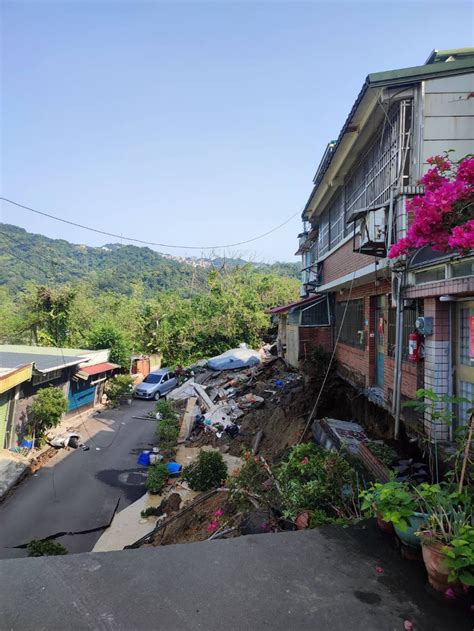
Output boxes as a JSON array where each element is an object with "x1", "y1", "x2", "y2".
[
  {"x1": 286, "y1": 325, "x2": 299, "y2": 368},
  {"x1": 422, "y1": 73, "x2": 474, "y2": 164}
]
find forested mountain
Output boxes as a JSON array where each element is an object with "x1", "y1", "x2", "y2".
[{"x1": 0, "y1": 223, "x2": 300, "y2": 296}]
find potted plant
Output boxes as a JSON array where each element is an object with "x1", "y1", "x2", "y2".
[
  {"x1": 360, "y1": 480, "x2": 416, "y2": 535},
  {"x1": 416, "y1": 488, "x2": 472, "y2": 592}
]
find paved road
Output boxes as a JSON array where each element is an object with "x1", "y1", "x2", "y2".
[{"x1": 0, "y1": 400, "x2": 157, "y2": 558}]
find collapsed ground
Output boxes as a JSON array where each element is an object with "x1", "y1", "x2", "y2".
[{"x1": 136, "y1": 349, "x2": 419, "y2": 549}]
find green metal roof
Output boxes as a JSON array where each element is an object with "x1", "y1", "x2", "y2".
[
  {"x1": 303, "y1": 50, "x2": 474, "y2": 217},
  {"x1": 368, "y1": 56, "x2": 474, "y2": 88},
  {"x1": 425, "y1": 48, "x2": 474, "y2": 64}
]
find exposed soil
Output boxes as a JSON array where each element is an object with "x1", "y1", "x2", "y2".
[{"x1": 153, "y1": 492, "x2": 236, "y2": 546}]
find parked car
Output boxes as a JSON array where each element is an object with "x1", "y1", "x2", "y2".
[{"x1": 133, "y1": 369, "x2": 177, "y2": 400}]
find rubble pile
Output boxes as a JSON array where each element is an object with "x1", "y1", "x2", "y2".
[{"x1": 168, "y1": 348, "x2": 308, "y2": 463}]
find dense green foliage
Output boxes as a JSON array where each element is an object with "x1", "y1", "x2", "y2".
[
  {"x1": 276, "y1": 443, "x2": 356, "y2": 521},
  {"x1": 182, "y1": 450, "x2": 228, "y2": 491},
  {"x1": 145, "y1": 463, "x2": 169, "y2": 494},
  {"x1": 154, "y1": 400, "x2": 180, "y2": 457},
  {"x1": 0, "y1": 228, "x2": 299, "y2": 367},
  {"x1": 104, "y1": 374, "x2": 135, "y2": 406},
  {"x1": 29, "y1": 386, "x2": 68, "y2": 442},
  {"x1": 0, "y1": 223, "x2": 300, "y2": 294},
  {"x1": 87, "y1": 324, "x2": 131, "y2": 368},
  {"x1": 27, "y1": 540, "x2": 68, "y2": 557}
]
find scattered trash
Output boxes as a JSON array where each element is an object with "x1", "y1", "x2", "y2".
[
  {"x1": 81, "y1": 445, "x2": 90, "y2": 451},
  {"x1": 49, "y1": 432, "x2": 80, "y2": 449}
]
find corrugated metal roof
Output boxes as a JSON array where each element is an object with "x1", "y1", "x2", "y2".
[
  {"x1": 80, "y1": 362, "x2": 120, "y2": 376},
  {"x1": 0, "y1": 351, "x2": 84, "y2": 372},
  {"x1": 268, "y1": 295, "x2": 322, "y2": 315}
]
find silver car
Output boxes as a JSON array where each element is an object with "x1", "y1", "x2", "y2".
[{"x1": 133, "y1": 369, "x2": 177, "y2": 401}]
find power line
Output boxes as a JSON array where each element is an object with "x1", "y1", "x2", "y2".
[{"x1": 0, "y1": 197, "x2": 301, "y2": 251}]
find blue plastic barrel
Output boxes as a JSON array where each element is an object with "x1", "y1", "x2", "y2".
[
  {"x1": 166, "y1": 461, "x2": 182, "y2": 475},
  {"x1": 137, "y1": 451, "x2": 151, "y2": 466}
]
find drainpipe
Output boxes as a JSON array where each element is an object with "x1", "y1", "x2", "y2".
[
  {"x1": 448, "y1": 302, "x2": 454, "y2": 442},
  {"x1": 393, "y1": 269, "x2": 405, "y2": 439}
]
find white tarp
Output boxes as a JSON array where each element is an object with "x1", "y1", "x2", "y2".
[{"x1": 207, "y1": 347, "x2": 261, "y2": 371}]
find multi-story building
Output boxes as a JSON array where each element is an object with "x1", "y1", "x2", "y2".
[{"x1": 292, "y1": 48, "x2": 474, "y2": 440}]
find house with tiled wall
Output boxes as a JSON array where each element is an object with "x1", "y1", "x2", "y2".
[{"x1": 294, "y1": 48, "x2": 474, "y2": 440}]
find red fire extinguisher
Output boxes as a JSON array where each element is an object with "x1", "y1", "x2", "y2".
[{"x1": 408, "y1": 331, "x2": 422, "y2": 362}]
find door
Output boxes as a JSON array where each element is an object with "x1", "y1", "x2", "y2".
[
  {"x1": 455, "y1": 301, "x2": 474, "y2": 427},
  {"x1": 375, "y1": 296, "x2": 385, "y2": 388}
]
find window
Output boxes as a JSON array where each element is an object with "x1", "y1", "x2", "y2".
[
  {"x1": 318, "y1": 210, "x2": 329, "y2": 257},
  {"x1": 329, "y1": 192, "x2": 344, "y2": 250},
  {"x1": 300, "y1": 298, "x2": 330, "y2": 327},
  {"x1": 32, "y1": 369, "x2": 62, "y2": 386},
  {"x1": 460, "y1": 307, "x2": 473, "y2": 365},
  {"x1": 388, "y1": 306, "x2": 417, "y2": 360},
  {"x1": 458, "y1": 381, "x2": 474, "y2": 427},
  {"x1": 451, "y1": 259, "x2": 474, "y2": 279},
  {"x1": 335, "y1": 299, "x2": 364, "y2": 346},
  {"x1": 414, "y1": 267, "x2": 446, "y2": 284}
]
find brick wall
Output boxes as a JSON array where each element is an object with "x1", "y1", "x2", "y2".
[
  {"x1": 299, "y1": 326, "x2": 332, "y2": 359},
  {"x1": 323, "y1": 239, "x2": 371, "y2": 285}
]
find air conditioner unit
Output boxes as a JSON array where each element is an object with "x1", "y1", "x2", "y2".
[{"x1": 359, "y1": 208, "x2": 387, "y2": 257}]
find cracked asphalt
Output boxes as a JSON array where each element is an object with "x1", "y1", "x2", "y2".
[{"x1": 0, "y1": 400, "x2": 157, "y2": 558}]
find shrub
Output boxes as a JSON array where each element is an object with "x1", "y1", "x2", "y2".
[
  {"x1": 141, "y1": 506, "x2": 162, "y2": 518},
  {"x1": 155, "y1": 400, "x2": 178, "y2": 420},
  {"x1": 29, "y1": 386, "x2": 68, "y2": 443},
  {"x1": 105, "y1": 374, "x2": 134, "y2": 406},
  {"x1": 27, "y1": 539, "x2": 68, "y2": 557},
  {"x1": 276, "y1": 443, "x2": 356, "y2": 521},
  {"x1": 156, "y1": 418, "x2": 179, "y2": 443},
  {"x1": 145, "y1": 463, "x2": 169, "y2": 494},
  {"x1": 182, "y1": 450, "x2": 227, "y2": 491}
]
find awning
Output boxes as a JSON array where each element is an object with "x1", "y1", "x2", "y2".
[
  {"x1": 268, "y1": 295, "x2": 322, "y2": 315},
  {"x1": 76, "y1": 362, "x2": 120, "y2": 380}
]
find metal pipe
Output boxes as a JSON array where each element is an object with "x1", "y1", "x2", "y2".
[
  {"x1": 393, "y1": 271, "x2": 405, "y2": 439},
  {"x1": 448, "y1": 302, "x2": 454, "y2": 442}
]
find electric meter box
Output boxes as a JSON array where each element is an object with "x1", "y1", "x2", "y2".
[{"x1": 415, "y1": 316, "x2": 433, "y2": 335}]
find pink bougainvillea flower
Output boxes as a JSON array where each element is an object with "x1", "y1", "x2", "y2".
[
  {"x1": 214, "y1": 508, "x2": 224, "y2": 518},
  {"x1": 403, "y1": 621, "x2": 413, "y2": 631},
  {"x1": 300, "y1": 457, "x2": 309, "y2": 465},
  {"x1": 444, "y1": 587, "x2": 456, "y2": 600},
  {"x1": 389, "y1": 155, "x2": 474, "y2": 258},
  {"x1": 375, "y1": 566, "x2": 384, "y2": 574},
  {"x1": 207, "y1": 519, "x2": 218, "y2": 533}
]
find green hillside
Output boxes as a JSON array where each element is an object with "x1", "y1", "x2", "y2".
[{"x1": 0, "y1": 223, "x2": 300, "y2": 296}]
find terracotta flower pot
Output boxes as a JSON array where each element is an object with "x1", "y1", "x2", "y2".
[
  {"x1": 376, "y1": 512, "x2": 395, "y2": 535},
  {"x1": 421, "y1": 541, "x2": 451, "y2": 592}
]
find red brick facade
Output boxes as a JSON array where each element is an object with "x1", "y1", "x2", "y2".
[
  {"x1": 322, "y1": 237, "x2": 369, "y2": 285},
  {"x1": 299, "y1": 326, "x2": 332, "y2": 359}
]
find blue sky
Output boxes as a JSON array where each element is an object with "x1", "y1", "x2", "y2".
[{"x1": 1, "y1": 1, "x2": 472, "y2": 262}]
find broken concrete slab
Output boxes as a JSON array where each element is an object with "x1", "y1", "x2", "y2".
[
  {"x1": 0, "y1": 450, "x2": 29, "y2": 502},
  {"x1": 178, "y1": 397, "x2": 199, "y2": 444}
]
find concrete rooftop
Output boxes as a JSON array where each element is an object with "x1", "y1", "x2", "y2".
[{"x1": 1, "y1": 523, "x2": 471, "y2": 630}]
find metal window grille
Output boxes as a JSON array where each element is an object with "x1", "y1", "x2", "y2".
[
  {"x1": 345, "y1": 100, "x2": 412, "y2": 218},
  {"x1": 387, "y1": 306, "x2": 417, "y2": 360},
  {"x1": 329, "y1": 191, "x2": 344, "y2": 250},
  {"x1": 301, "y1": 298, "x2": 330, "y2": 327},
  {"x1": 318, "y1": 210, "x2": 330, "y2": 256},
  {"x1": 335, "y1": 299, "x2": 364, "y2": 346},
  {"x1": 460, "y1": 307, "x2": 472, "y2": 365},
  {"x1": 458, "y1": 381, "x2": 474, "y2": 427}
]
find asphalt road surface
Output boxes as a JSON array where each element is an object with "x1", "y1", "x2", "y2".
[{"x1": 0, "y1": 400, "x2": 157, "y2": 559}]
